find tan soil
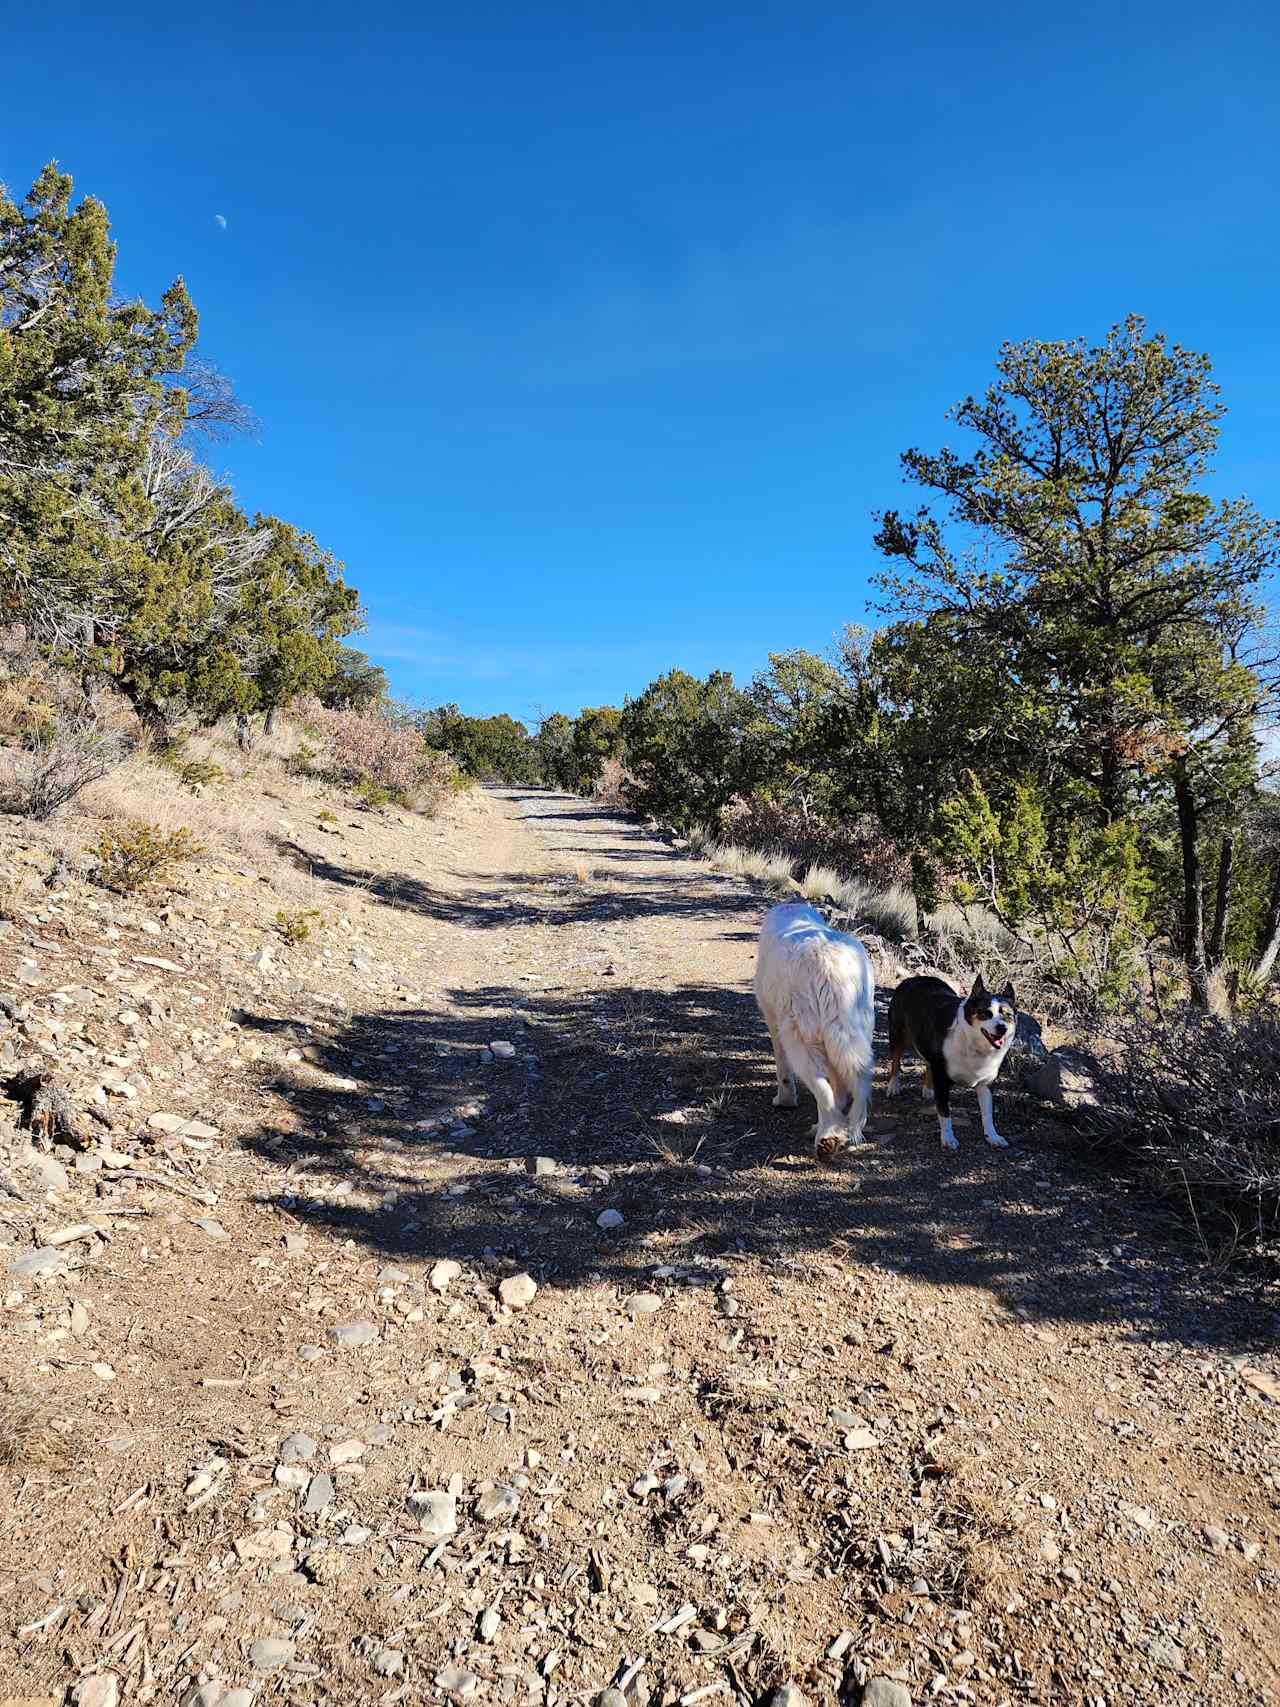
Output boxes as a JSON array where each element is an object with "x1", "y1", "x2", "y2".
[{"x1": 1, "y1": 783, "x2": 1278, "y2": 1707}]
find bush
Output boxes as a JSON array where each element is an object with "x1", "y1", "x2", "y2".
[
  {"x1": 1077, "y1": 1010, "x2": 1280, "y2": 1266},
  {"x1": 294, "y1": 700, "x2": 459, "y2": 809},
  {"x1": 276, "y1": 907, "x2": 323, "y2": 946},
  {"x1": 93, "y1": 822, "x2": 202, "y2": 895},
  {"x1": 0, "y1": 710, "x2": 131, "y2": 820}
]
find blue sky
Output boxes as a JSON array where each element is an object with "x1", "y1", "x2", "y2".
[{"x1": 5, "y1": 0, "x2": 1279, "y2": 721}]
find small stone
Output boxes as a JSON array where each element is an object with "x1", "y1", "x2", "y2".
[
  {"x1": 1119, "y1": 1502, "x2": 1155, "y2": 1531},
  {"x1": 499, "y1": 1272, "x2": 537, "y2": 1310},
  {"x1": 430, "y1": 1259, "x2": 463, "y2": 1293},
  {"x1": 373, "y1": 1648, "x2": 405, "y2": 1677},
  {"x1": 304, "y1": 1474, "x2": 334, "y2": 1513},
  {"x1": 275, "y1": 1465, "x2": 309, "y2": 1490},
  {"x1": 407, "y1": 1490, "x2": 457, "y2": 1538},
  {"x1": 625, "y1": 1292, "x2": 662, "y2": 1316},
  {"x1": 194, "y1": 1217, "x2": 230, "y2": 1240},
  {"x1": 479, "y1": 1608, "x2": 501, "y2": 1642},
  {"x1": 329, "y1": 1439, "x2": 365, "y2": 1464},
  {"x1": 490, "y1": 1040, "x2": 516, "y2": 1058},
  {"x1": 476, "y1": 1484, "x2": 521, "y2": 1522},
  {"x1": 181, "y1": 1685, "x2": 224, "y2": 1707},
  {"x1": 305, "y1": 1549, "x2": 348, "y2": 1585},
  {"x1": 18, "y1": 1146, "x2": 68, "y2": 1193},
  {"x1": 73, "y1": 1678, "x2": 120, "y2": 1707},
  {"x1": 327, "y1": 1318, "x2": 377, "y2": 1348},
  {"x1": 771, "y1": 1688, "x2": 808, "y2": 1707},
  {"x1": 436, "y1": 1668, "x2": 481, "y2": 1700},
  {"x1": 298, "y1": 1343, "x2": 325, "y2": 1362},
  {"x1": 525, "y1": 1156, "x2": 557, "y2": 1175},
  {"x1": 234, "y1": 1528, "x2": 294, "y2": 1563},
  {"x1": 249, "y1": 1636, "x2": 295, "y2": 1672},
  {"x1": 844, "y1": 1428, "x2": 880, "y2": 1450},
  {"x1": 279, "y1": 1432, "x2": 317, "y2": 1463},
  {"x1": 862, "y1": 1682, "x2": 912, "y2": 1707},
  {"x1": 596, "y1": 1209, "x2": 624, "y2": 1230},
  {"x1": 632, "y1": 1473, "x2": 659, "y2": 1495},
  {"x1": 1203, "y1": 1525, "x2": 1231, "y2": 1553},
  {"x1": 9, "y1": 1247, "x2": 69, "y2": 1283},
  {"x1": 221, "y1": 1694, "x2": 255, "y2": 1707},
  {"x1": 70, "y1": 1300, "x2": 90, "y2": 1336}
]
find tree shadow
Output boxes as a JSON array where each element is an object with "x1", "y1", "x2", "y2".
[
  {"x1": 238, "y1": 976, "x2": 1276, "y2": 1354},
  {"x1": 269, "y1": 835, "x2": 763, "y2": 934}
]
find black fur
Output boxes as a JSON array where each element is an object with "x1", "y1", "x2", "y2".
[{"x1": 887, "y1": 972, "x2": 1017, "y2": 1120}]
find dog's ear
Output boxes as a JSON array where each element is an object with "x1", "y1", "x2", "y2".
[
  {"x1": 999, "y1": 980, "x2": 1016, "y2": 1006},
  {"x1": 969, "y1": 972, "x2": 986, "y2": 1000}
]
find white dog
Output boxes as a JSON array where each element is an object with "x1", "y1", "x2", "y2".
[{"x1": 753, "y1": 902, "x2": 875, "y2": 1159}]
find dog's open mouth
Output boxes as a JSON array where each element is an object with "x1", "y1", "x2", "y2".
[{"x1": 982, "y1": 1028, "x2": 1007, "y2": 1049}]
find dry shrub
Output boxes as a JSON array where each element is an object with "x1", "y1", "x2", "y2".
[
  {"x1": 1076, "y1": 1009, "x2": 1280, "y2": 1266},
  {"x1": 93, "y1": 821, "x2": 203, "y2": 895},
  {"x1": 293, "y1": 698, "x2": 459, "y2": 811},
  {"x1": 721, "y1": 795, "x2": 913, "y2": 887},
  {"x1": 0, "y1": 709, "x2": 132, "y2": 820}
]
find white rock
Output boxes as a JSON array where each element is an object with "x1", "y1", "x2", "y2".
[
  {"x1": 499, "y1": 1272, "x2": 537, "y2": 1309},
  {"x1": 625, "y1": 1292, "x2": 662, "y2": 1315},
  {"x1": 278, "y1": 1432, "x2": 317, "y2": 1463},
  {"x1": 476, "y1": 1484, "x2": 521, "y2": 1522},
  {"x1": 73, "y1": 1677, "x2": 120, "y2": 1707},
  {"x1": 490, "y1": 1040, "x2": 517, "y2": 1058},
  {"x1": 430, "y1": 1259, "x2": 463, "y2": 1293},
  {"x1": 327, "y1": 1318, "x2": 377, "y2": 1348},
  {"x1": 596, "y1": 1208, "x2": 625, "y2": 1230},
  {"x1": 436, "y1": 1668, "x2": 481, "y2": 1700},
  {"x1": 329, "y1": 1439, "x2": 365, "y2": 1464},
  {"x1": 249, "y1": 1636, "x2": 294, "y2": 1672},
  {"x1": 407, "y1": 1489, "x2": 457, "y2": 1538},
  {"x1": 862, "y1": 1683, "x2": 912, "y2": 1707}
]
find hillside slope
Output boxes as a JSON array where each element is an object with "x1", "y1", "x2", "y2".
[{"x1": 1, "y1": 783, "x2": 1278, "y2": 1707}]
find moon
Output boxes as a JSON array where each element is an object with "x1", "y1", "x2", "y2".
[{"x1": 214, "y1": 213, "x2": 227, "y2": 230}]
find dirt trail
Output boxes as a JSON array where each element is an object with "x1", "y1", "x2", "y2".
[{"x1": 2, "y1": 786, "x2": 1278, "y2": 1707}]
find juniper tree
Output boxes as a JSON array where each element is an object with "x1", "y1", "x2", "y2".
[{"x1": 873, "y1": 316, "x2": 1280, "y2": 1003}]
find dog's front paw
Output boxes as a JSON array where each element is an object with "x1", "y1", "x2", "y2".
[
  {"x1": 940, "y1": 1131, "x2": 960, "y2": 1152},
  {"x1": 772, "y1": 1087, "x2": 799, "y2": 1109},
  {"x1": 984, "y1": 1132, "x2": 1010, "y2": 1148}
]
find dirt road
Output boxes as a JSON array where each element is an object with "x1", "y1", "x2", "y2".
[{"x1": 2, "y1": 786, "x2": 1278, "y2": 1707}]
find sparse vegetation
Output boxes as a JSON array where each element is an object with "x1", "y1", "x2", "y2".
[
  {"x1": 93, "y1": 820, "x2": 202, "y2": 894},
  {"x1": 275, "y1": 906, "x2": 323, "y2": 946}
]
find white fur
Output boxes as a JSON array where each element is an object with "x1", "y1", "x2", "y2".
[
  {"x1": 942, "y1": 995, "x2": 1015, "y2": 1148},
  {"x1": 754, "y1": 902, "x2": 875, "y2": 1157}
]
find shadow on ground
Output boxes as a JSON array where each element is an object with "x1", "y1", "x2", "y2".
[
  {"x1": 238, "y1": 976, "x2": 1278, "y2": 1354},
  {"x1": 271, "y1": 835, "x2": 760, "y2": 935}
]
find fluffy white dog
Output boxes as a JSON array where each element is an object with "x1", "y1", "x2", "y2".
[{"x1": 753, "y1": 902, "x2": 875, "y2": 1159}]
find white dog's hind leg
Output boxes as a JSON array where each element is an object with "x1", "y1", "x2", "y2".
[
  {"x1": 762, "y1": 1008, "x2": 799, "y2": 1108},
  {"x1": 977, "y1": 1085, "x2": 1009, "y2": 1148},
  {"x1": 845, "y1": 1072, "x2": 871, "y2": 1146}
]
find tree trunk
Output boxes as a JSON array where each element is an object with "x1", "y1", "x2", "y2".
[
  {"x1": 235, "y1": 713, "x2": 254, "y2": 753},
  {"x1": 1173, "y1": 761, "x2": 1211, "y2": 1008},
  {"x1": 1253, "y1": 860, "x2": 1280, "y2": 984},
  {"x1": 1208, "y1": 830, "x2": 1234, "y2": 970},
  {"x1": 264, "y1": 706, "x2": 277, "y2": 737}
]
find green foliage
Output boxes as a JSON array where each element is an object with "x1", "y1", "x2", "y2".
[
  {"x1": 353, "y1": 777, "x2": 394, "y2": 809},
  {"x1": 937, "y1": 772, "x2": 1152, "y2": 1005},
  {"x1": 316, "y1": 645, "x2": 390, "y2": 711},
  {"x1": 275, "y1": 907, "x2": 323, "y2": 946},
  {"x1": 0, "y1": 164, "x2": 360, "y2": 736},
  {"x1": 419, "y1": 705, "x2": 541, "y2": 783},
  {"x1": 316, "y1": 807, "x2": 337, "y2": 824},
  {"x1": 620, "y1": 669, "x2": 760, "y2": 830},
  {"x1": 93, "y1": 821, "x2": 202, "y2": 895}
]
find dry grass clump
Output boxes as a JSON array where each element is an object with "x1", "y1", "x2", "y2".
[{"x1": 0, "y1": 1386, "x2": 76, "y2": 1471}]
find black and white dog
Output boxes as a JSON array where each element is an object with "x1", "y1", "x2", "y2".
[{"x1": 885, "y1": 973, "x2": 1017, "y2": 1151}]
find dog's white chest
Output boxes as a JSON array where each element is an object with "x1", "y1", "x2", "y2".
[{"x1": 942, "y1": 1029, "x2": 1005, "y2": 1089}]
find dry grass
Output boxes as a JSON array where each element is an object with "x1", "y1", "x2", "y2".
[{"x1": 0, "y1": 1387, "x2": 76, "y2": 1471}]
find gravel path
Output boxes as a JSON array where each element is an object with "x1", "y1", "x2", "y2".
[{"x1": 2, "y1": 785, "x2": 1278, "y2": 1707}]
